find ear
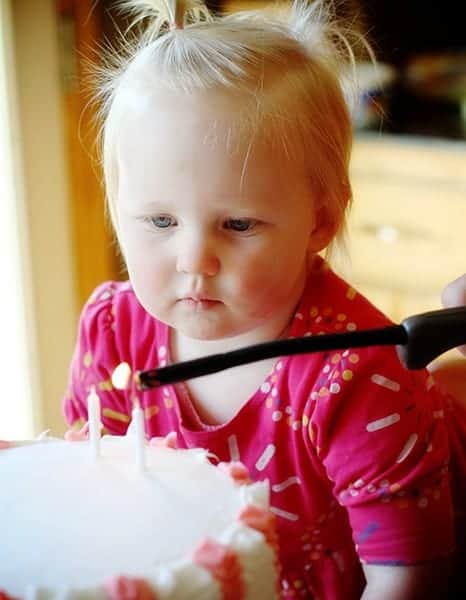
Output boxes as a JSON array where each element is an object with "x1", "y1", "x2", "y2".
[{"x1": 307, "y1": 204, "x2": 341, "y2": 254}]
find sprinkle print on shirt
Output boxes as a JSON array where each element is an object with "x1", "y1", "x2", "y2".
[
  {"x1": 255, "y1": 443, "x2": 277, "y2": 471},
  {"x1": 366, "y1": 413, "x2": 401, "y2": 432},
  {"x1": 371, "y1": 373, "x2": 401, "y2": 392},
  {"x1": 64, "y1": 258, "x2": 464, "y2": 600}
]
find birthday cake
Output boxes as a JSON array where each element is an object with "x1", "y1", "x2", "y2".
[{"x1": 0, "y1": 427, "x2": 278, "y2": 599}]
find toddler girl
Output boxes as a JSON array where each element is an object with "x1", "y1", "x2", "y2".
[{"x1": 64, "y1": 1, "x2": 465, "y2": 597}]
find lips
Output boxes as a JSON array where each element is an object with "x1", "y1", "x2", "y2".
[
  {"x1": 186, "y1": 296, "x2": 216, "y2": 302},
  {"x1": 178, "y1": 294, "x2": 221, "y2": 309},
  {"x1": 181, "y1": 292, "x2": 218, "y2": 303}
]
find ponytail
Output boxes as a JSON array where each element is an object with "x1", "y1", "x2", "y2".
[{"x1": 117, "y1": 0, "x2": 212, "y2": 37}]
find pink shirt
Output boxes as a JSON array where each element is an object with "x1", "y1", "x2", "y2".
[{"x1": 64, "y1": 261, "x2": 459, "y2": 599}]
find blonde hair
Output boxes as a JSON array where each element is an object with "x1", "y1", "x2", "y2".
[{"x1": 98, "y1": 0, "x2": 366, "y2": 255}]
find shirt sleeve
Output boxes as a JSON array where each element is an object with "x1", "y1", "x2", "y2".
[
  {"x1": 308, "y1": 345, "x2": 455, "y2": 565},
  {"x1": 63, "y1": 282, "x2": 131, "y2": 435}
]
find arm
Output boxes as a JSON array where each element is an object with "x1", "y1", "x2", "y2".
[
  {"x1": 311, "y1": 346, "x2": 454, "y2": 596},
  {"x1": 362, "y1": 560, "x2": 450, "y2": 600}
]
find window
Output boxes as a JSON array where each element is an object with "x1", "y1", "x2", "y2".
[{"x1": 0, "y1": 0, "x2": 39, "y2": 438}]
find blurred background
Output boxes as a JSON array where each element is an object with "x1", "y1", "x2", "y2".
[{"x1": 1, "y1": 0, "x2": 465, "y2": 438}]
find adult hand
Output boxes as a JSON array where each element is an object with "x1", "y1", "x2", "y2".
[
  {"x1": 428, "y1": 274, "x2": 466, "y2": 405},
  {"x1": 441, "y1": 273, "x2": 466, "y2": 356}
]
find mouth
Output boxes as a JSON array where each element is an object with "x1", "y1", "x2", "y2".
[{"x1": 178, "y1": 295, "x2": 222, "y2": 310}]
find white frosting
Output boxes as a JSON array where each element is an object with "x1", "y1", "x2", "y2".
[
  {"x1": 146, "y1": 560, "x2": 221, "y2": 600},
  {"x1": 0, "y1": 431, "x2": 277, "y2": 599}
]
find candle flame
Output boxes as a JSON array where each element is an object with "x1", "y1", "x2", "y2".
[{"x1": 112, "y1": 362, "x2": 132, "y2": 390}]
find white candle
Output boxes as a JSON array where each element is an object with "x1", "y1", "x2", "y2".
[
  {"x1": 132, "y1": 398, "x2": 146, "y2": 473},
  {"x1": 87, "y1": 386, "x2": 101, "y2": 460}
]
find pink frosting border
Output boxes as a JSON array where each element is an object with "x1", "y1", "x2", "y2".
[{"x1": 193, "y1": 537, "x2": 245, "y2": 600}]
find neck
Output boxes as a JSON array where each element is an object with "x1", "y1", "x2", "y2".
[{"x1": 171, "y1": 311, "x2": 294, "y2": 363}]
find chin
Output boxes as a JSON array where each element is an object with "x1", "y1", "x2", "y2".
[
  {"x1": 182, "y1": 326, "x2": 228, "y2": 341},
  {"x1": 177, "y1": 317, "x2": 241, "y2": 341}
]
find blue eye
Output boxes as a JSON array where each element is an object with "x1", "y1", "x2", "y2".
[
  {"x1": 148, "y1": 215, "x2": 176, "y2": 229},
  {"x1": 224, "y1": 218, "x2": 256, "y2": 232}
]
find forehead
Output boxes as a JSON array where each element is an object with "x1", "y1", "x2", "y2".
[
  {"x1": 115, "y1": 87, "x2": 305, "y2": 197},
  {"x1": 117, "y1": 87, "x2": 253, "y2": 157}
]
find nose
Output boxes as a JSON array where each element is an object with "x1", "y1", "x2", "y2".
[{"x1": 176, "y1": 233, "x2": 220, "y2": 277}]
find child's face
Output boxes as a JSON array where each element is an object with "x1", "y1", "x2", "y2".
[{"x1": 116, "y1": 90, "x2": 323, "y2": 341}]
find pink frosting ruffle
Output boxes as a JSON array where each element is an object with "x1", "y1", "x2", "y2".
[
  {"x1": 149, "y1": 431, "x2": 177, "y2": 449},
  {"x1": 217, "y1": 461, "x2": 251, "y2": 485},
  {"x1": 239, "y1": 504, "x2": 278, "y2": 551},
  {"x1": 0, "y1": 591, "x2": 19, "y2": 600},
  {"x1": 193, "y1": 538, "x2": 244, "y2": 600},
  {"x1": 104, "y1": 576, "x2": 158, "y2": 600}
]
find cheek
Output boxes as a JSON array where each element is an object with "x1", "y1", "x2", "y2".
[
  {"x1": 125, "y1": 255, "x2": 173, "y2": 321},
  {"x1": 248, "y1": 237, "x2": 307, "y2": 276},
  {"x1": 123, "y1": 232, "x2": 165, "y2": 274},
  {"x1": 124, "y1": 243, "x2": 171, "y2": 297},
  {"x1": 235, "y1": 252, "x2": 300, "y2": 298}
]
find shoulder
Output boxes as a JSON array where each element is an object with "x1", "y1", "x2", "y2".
[
  {"x1": 285, "y1": 261, "x2": 447, "y2": 418},
  {"x1": 84, "y1": 280, "x2": 139, "y2": 314},
  {"x1": 297, "y1": 259, "x2": 392, "y2": 335},
  {"x1": 285, "y1": 260, "x2": 395, "y2": 388},
  {"x1": 80, "y1": 281, "x2": 150, "y2": 330},
  {"x1": 77, "y1": 281, "x2": 164, "y2": 359}
]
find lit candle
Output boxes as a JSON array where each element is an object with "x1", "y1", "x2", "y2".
[
  {"x1": 132, "y1": 397, "x2": 146, "y2": 473},
  {"x1": 112, "y1": 362, "x2": 132, "y2": 390},
  {"x1": 87, "y1": 386, "x2": 101, "y2": 460}
]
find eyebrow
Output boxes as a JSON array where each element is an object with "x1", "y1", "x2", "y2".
[
  {"x1": 137, "y1": 202, "x2": 171, "y2": 212},
  {"x1": 137, "y1": 199, "x2": 261, "y2": 212}
]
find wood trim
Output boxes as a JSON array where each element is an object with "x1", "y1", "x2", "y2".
[{"x1": 60, "y1": 0, "x2": 121, "y2": 307}]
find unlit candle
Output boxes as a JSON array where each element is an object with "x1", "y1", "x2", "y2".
[
  {"x1": 87, "y1": 386, "x2": 101, "y2": 460},
  {"x1": 132, "y1": 399, "x2": 146, "y2": 473}
]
